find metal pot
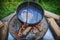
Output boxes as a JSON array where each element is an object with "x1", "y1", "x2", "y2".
[{"x1": 16, "y1": 2, "x2": 44, "y2": 26}]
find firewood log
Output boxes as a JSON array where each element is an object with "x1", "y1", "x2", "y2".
[
  {"x1": 47, "y1": 18, "x2": 60, "y2": 39},
  {"x1": 22, "y1": 27, "x2": 32, "y2": 35},
  {"x1": 44, "y1": 10, "x2": 60, "y2": 20},
  {"x1": 0, "y1": 21, "x2": 8, "y2": 40},
  {"x1": 0, "y1": 21, "x2": 4, "y2": 28}
]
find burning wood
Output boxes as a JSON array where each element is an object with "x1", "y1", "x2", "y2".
[
  {"x1": 17, "y1": 24, "x2": 43, "y2": 38},
  {"x1": 17, "y1": 25, "x2": 32, "y2": 37},
  {"x1": 35, "y1": 25, "x2": 43, "y2": 31},
  {"x1": 22, "y1": 26, "x2": 32, "y2": 35},
  {"x1": 17, "y1": 24, "x2": 25, "y2": 37},
  {"x1": 17, "y1": 32, "x2": 22, "y2": 37}
]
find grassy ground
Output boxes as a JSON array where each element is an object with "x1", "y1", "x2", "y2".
[
  {"x1": 0, "y1": 0, "x2": 60, "y2": 19},
  {"x1": 0, "y1": 2, "x2": 20, "y2": 19},
  {"x1": 37, "y1": 0, "x2": 60, "y2": 15}
]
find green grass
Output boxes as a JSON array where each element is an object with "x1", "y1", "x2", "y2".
[
  {"x1": 0, "y1": 0, "x2": 60, "y2": 19},
  {"x1": 0, "y1": 2, "x2": 20, "y2": 19},
  {"x1": 0, "y1": 0, "x2": 28, "y2": 19},
  {"x1": 37, "y1": 0, "x2": 60, "y2": 15}
]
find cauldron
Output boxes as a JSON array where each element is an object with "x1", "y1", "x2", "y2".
[{"x1": 17, "y1": 2, "x2": 44, "y2": 26}]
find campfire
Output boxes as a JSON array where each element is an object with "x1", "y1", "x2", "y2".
[
  {"x1": 17, "y1": 24, "x2": 43, "y2": 38},
  {"x1": 9, "y1": 2, "x2": 48, "y2": 40}
]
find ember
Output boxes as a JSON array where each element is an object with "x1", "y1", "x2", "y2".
[{"x1": 17, "y1": 24, "x2": 43, "y2": 38}]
